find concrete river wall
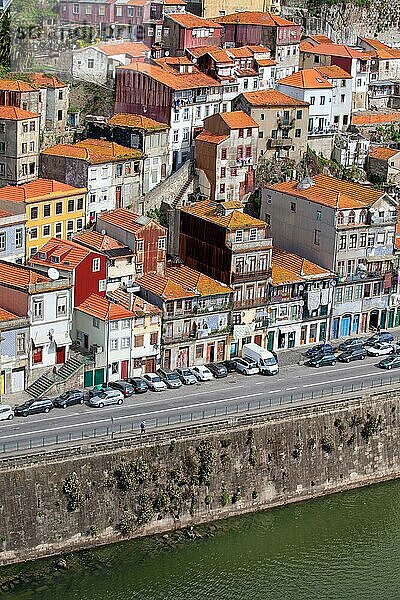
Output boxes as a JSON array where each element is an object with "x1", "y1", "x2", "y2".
[{"x1": 1, "y1": 389, "x2": 400, "y2": 565}]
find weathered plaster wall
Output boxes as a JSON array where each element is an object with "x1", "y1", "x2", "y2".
[{"x1": 1, "y1": 390, "x2": 400, "y2": 565}]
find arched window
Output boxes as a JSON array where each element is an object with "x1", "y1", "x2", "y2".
[
  {"x1": 337, "y1": 211, "x2": 344, "y2": 225},
  {"x1": 360, "y1": 209, "x2": 367, "y2": 223},
  {"x1": 348, "y1": 210, "x2": 355, "y2": 224}
]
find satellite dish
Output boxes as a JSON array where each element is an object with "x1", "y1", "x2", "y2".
[
  {"x1": 49, "y1": 328, "x2": 55, "y2": 335},
  {"x1": 48, "y1": 267, "x2": 60, "y2": 280}
]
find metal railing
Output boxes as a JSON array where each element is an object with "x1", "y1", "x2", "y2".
[{"x1": 2, "y1": 371, "x2": 400, "y2": 455}]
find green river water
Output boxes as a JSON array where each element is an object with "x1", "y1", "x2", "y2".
[{"x1": 3, "y1": 479, "x2": 400, "y2": 600}]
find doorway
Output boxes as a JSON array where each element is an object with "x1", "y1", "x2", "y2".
[
  {"x1": 83, "y1": 334, "x2": 89, "y2": 350},
  {"x1": 207, "y1": 343, "x2": 215, "y2": 363},
  {"x1": 339, "y1": 315, "x2": 351, "y2": 337},
  {"x1": 121, "y1": 359, "x2": 128, "y2": 380},
  {"x1": 56, "y1": 345, "x2": 66, "y2": 364},
  {"x1": 145, "y1": 357, "x2": 156, "y2": 372},
  {"x1": 267, "y1": 331, "x2": 274, "y2": 351},
  {"x1": 254, "y1": 334, "x2": 262, "y2": 346},
  {"x1": 369, "y1": 310, "x2": 379, "y2": 330}
]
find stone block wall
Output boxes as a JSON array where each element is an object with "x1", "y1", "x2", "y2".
[{"x1": 0, "y1": 390, "x2": 400, "y2": 564}]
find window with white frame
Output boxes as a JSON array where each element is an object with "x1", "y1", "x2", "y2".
[
  {"x1": 56, "y1": 295, "x2": 67, "y2": 317},
  {"x1": 249, "y1": 228, "x2": 257, "y2": 242},
  {"x1": 15, "y1": 228, "x2": 23, "y2": 248},
  {"x1": 0, "y1": 231, "x2": 5, "y2": 252},
  {"x1": 121, "y1": 337, "x2": 130, "y2": 349},
  {"x1": 110, "y1": 338, "x2": 119, "y2": 351},
  {"x1": 110, "y1": 321, "x2": 119, "y2": 330},
  {"x1": 235, "y1": 230, "x2": 243, "y2": 243},
  {"x1": 98, "y1": 279, "x2": 106, "y2": 292},
  {"x1": 136, "y1": 240, "x2": 143, "y2": 252},
  {"x1": 121, "y1": 319, "x2": 130, "y2": 329},
  {"x1": 42, "y1": 224, "x2": 51, "y2": 237},
  {"x1": 92, "y1": 258, "x2": 100, "y2": 272},
  {"x1": 16, "y1": 332, "x2": 25, "y2": 354},
  {"x1": 158, "y1": 237, "x2": 166, "y2": 250},
  {"x1": 32, "y1": 298, "x2": 43, "y2": 321}
]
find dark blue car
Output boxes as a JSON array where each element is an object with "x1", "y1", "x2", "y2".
[{"x1": 305, "y1": 343, "x2": 335, "y2": 359}]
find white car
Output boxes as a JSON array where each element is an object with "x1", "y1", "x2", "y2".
[
  {"x1": 234, "y1": 357, "x2": 259, "y2": 375},
  {"x1": 190, "y1": 365, "x2": 213, "y2": 381},
  {"x1": 365, "y1": 341, "x2": 398, "y2": 357},
  {"x1": 143, "y1": 373, "x2": 168, "y2": 391},
  {"x1": 0, "y1": 405, "x2": 14, "y2": 420},
  {"x1": 89, "y1": 389, "x2": 124, "y2": 407}
]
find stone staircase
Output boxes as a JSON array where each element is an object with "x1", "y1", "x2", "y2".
[
  {"x1": 26, "y1": 354, "x2": 90, "y2": 397},
  {"x1": 172, "y1": 172, "x2": 195, "y2": 209}
]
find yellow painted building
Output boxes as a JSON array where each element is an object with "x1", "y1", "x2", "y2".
[
  {"x1": 0, "y1": 178, "x2": 87, "y2": 260},
  {"x1": 193, "y1": 0, "x2": 280, "y2": 19}
]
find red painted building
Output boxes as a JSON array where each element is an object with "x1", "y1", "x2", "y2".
[
  {"x1": 29, "y1": 238, "x2": 107, "y2": 308},
  {"x1": 163, "y1": 13, "x2": 222, "y2": 56}
]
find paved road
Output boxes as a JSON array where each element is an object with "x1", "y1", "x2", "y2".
[{"x1": 0, "y1": 354, "x2": 399, "y2": 455}]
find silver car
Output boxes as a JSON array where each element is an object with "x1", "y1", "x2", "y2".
[
  {"x1": 234, "y1": 357, "x2": 259, "y2": 375},
  {"x1": 176, "y1": 368, "x2": 198, "y2": 385},
  {"x1": 89, "y1": 389, "x2": 124, "y2": 407}
]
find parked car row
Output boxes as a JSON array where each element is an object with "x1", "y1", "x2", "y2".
[{"x1": 306, "y1": 332, "x2": 399, "y2": 367}]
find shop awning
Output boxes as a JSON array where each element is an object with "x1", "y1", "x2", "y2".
[
  {"x1": 32, "y1": 331, "x2": 50, "y2": 346},
  {"x1": 53, "y1": 332, "x2": 72, "y2": 346}
]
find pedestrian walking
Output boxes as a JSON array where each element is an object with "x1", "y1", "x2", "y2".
[{"x1": 140, "y1": 421, "x2": 146, "y2": 434}]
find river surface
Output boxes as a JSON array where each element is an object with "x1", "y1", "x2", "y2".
[{"x1": 4, "y1": 480, "x2": 400, "y2": 600}]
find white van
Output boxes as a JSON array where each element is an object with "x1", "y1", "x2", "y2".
[
  {"x1": 242, "y1": 343, "x2": 279, "y2": 376},
  {"x1": 0, "y1": 405, "x2": 14, "y2": 420}
]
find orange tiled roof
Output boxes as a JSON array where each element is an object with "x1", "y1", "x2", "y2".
[
  {"x1": 0, "y1": 179, "x2": 85, "y2": 203},
  {"x1": 369, "y1": 146, "x2": 400, "y2": 160},
  {"x1": 26, "y1": 72, "x2": 67, "y2": 88},
  {"x1": 256, "y1": 58, "x2": 276, "y2": 67},
  {"x1": 278, "y1": 68, "x2": 333, "y2": 89},
  {"x1": 108, "y1": 113, "x2": 168, "y2": 131},
  {"x1": 219, "y1": 110, "x2": 259, "y2": 129},
  {"x1": 316, "y1": 65, "x2": 352, "y2": 79},
  {"x1": 0, "y1": 209, "x2": 11, "y2": 218},
  {"x1": 196, "y1": 131, "x2": 228, "y2": 144},
  {"x1": 306, "y1": 34, "x2": 334, "y2": 44},
  {"x1": 0, "y1": 261, "x2": 50, "y2": 291},
  {"x1": 0, "y1": 307, "x2": 19, "y2": 322},
  {"x1": 99, "y1": 208, "x2": 166, "y2": 235},
  {"x1": 110, "y1": 287, "x2": 161, "y2": 316},
  {"x1": 228, "y1": 47, "x2": 254, "y2": 59},
  {"x1": 29, "y1": 238, "x2": 98, "y2": 272},
  {"x1": 0, "y1": 106, "x2": 39, "y2": 120},
  {"x1": 215, "y1": 11, "x2": 295, "y2": 27},
  {"x1": 269, "y1": 173, "x2": 384, "y2": 209},
  {"x1": 167, "y1": 12, "x2": 222, "y2": 28},
  {"x1": 360, "y1": 38, "x2": 400, "y2": 60},
  {"x1": 182, "y1": 200, "x2": 268, "y2": 231},
  {"x1": 0, "y1": 79, "x2": 36, "y2": 92},
  {"x1": 42, "y1": 139, "x2": 143, "y2": 164},
  {"x1": 186, "y1": 46, "x2": 219, "y2": 59},
  {"x1": 163, "y1": 0, "x2": 186, "y2": 4},
  {"x1": 138, "y1": 272, "x2": 194, "y2": 300},
  {"x1": 300, "y1": 41, "x2": 371, "y2": 60},
  {"x1": 119, "y1": 62, "x2": 221, "y2": 90},
  {"x1": 73, "y1": 230, "x2": 126, "y2": 252},
  {"x1": 98, "y1": 41, "x2": 149, "y2": 56},
  {"x1": 247, "y1": 44, "x2": 270, "y2": 53},
  {"x1": 241, "y1": 89, "x2": 309, "y2": 107},
  {"x1": 204, "y1": 48, "x2": 234, "y2": 63},
  {"x1": 272, "y1": 247, "x2": 331, "y2": 285},
  {"x1": 352, "y1": 111, "x2": 400, "y2": 126},
  {"x1": 76, "y1": 293, "x2": 134, "y2": 321},
  {"x1": 166, "y1": 264, "x2": 232, "y2": 296}
]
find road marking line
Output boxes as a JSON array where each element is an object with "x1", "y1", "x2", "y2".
[
  {"x1": 286, "y1": 387, "x2": 297, "y2": 391},
  {"x1": 268, "y1": 389, "x2": 281, "y2": 394},
  {"x1": 302, "y1": 371, "x2": 380, "y2": 388}
]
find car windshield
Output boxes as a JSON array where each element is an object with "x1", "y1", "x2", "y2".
[
  {"x1": 182, "y1": 370, "x2": 191, "y2": 376},
  {"x1": 262, "y1": 357, "x2": 277, "y2": 366},
  {"x1": 59, "y1": 393, "x2": 69, "y2": 399},
  {"x1": 167, "y1": 373, "x2": 179, "y2": 380},
  {"x1": 152, "y1": 376, "x2": 161, "y2": 382}
]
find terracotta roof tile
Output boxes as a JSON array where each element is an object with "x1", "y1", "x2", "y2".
[
  {"x1": 278, "y1": 68, "x2": 333, "y2": 89},
  {"x1": 241, "y1": 89, "x2": 309, "y2": 107},
  {"x1": 138, "y1": 272, "x2": 193, "y2": 300},
  {"x1": 219, "y1": 110, "x2": 259, "y2": 129},
  {"x1": 108, "y1": 113, "x2": 168, "y2": 130},
  {"x1": 119, "y1": 62, "x2": 221, "y2": 90},
  {"x1": 98, "y1": 41, "x2": 149, "y2": 56},
  {"x1": 0, "y1": 261, "x2": 50, "y2": 291},
  {"x1": 306, "y1": 35, "x2": 334, "y2": 44},
  {"x1": 29, "y1": 238, "x2": 99, "y2": 271},
  {"x1": 352, "y1": 111, "x2": 400, "y2": 126},
  {"x1": 247, "y1": 44, "x2": 270, "y2": 53},
  {"x1": 360, "y1": 38, "x2": 400, "y2": 60},
  {"x1": 167, "y1": 12, "x2": 222, "y2": 28},
  {"x1": 215, "y1": 11, "x2": 295, "y2": 27},
  {"x1": 186, "y1": 46, "x2": 219, "y2": 59},
  {"x1": 110, "y1": 287, "x2": 161, "y2": 316},
  {"x1": 0, "y1": 179, "x2": 84, "y2": 202},
  {"x1": 42, "y1": 139, "x2": 143, "y2": 164},
  {"x1": 26, "y1": 73, "x2": 67, "y2": 88},
  {"x1": 269, "y1": 174, "x2": 384, "y2": 209},
  {"x1": 256, "y1": 58, "x2": 276, "y2": 67},
  {"x1": 228, "y1": 47, "x2": 254, "y2": 59},
  {"x1": 204, "y1": 48, "x2": 234, "y2": 63},
  {"x1": 73, "y1": 230, "x2": 126, "y2": 252},
  {"x1": 0, "y1": 106, "x2": 40, "y2": 120},
  {"x1": 272, "y1": 247, "x2": 331, "y2": 285},
  {"x1": 196, "y1": 131, "x2": 228, "y2": 144},
  {"x1": 300, "y1": 41, "x2": 371, "y2": 60},
  {"x1": 369, "y1": 146, "x2": 400, "y2": 160},
  {"x1": 166, "y1": 264, "x2": 232, "y2": 296},
  {"x1": 0, "y1": 79, "x2": 36, "y2": 92},
  {"x1": 0, "y1": 307, "x2": 19, "y2": 322},
  {"x1": 99, "y1": 208, "x2": 166, "y2": 235},
  {"x1": 182, "y1": 200, "x2": 269, "y2": 230},
  {"x1": 316, "y1": 65, "x2": 352, "y2": 79},
  {"x1": 76, "y1": 293, "x2": 135, "y2": 321}
]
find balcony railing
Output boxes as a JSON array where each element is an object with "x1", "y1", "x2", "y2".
[
  {"x1": 269, "y1": 137, "x2": 292, "y2": 147},
  {"x1": 233, "y1": 297, "x2": 267, "y2": 309},
  {"x1": 231, "y1": 268, "x2": 272, "y2": 283}
]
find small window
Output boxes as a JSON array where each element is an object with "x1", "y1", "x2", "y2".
[
  {"x1": 314, "y1": 229, "x2": 321, "y2": 246},
  {"x1": 92, "y1": 258, "x2": 101, "y2": 272},
  {"x1": 88, "y1": 59, "x2": 94, "y2": 69},
  {"x1": 42, "y1": 224, "x2": 51, "y2": 237},
  {"x1": 320, "y1": 96, "x2": 325, "y2": 105},
  {"x1": 310, "y1": 96, "x2": 315, "y2": 105},
  {"x1": 56, "y1": 295, "x2": 67, "y2": 317},
  {"x1": 249, "y1": 228, "x2": 257, "y2": 242},
  {"x1": 93, "y1": 317, "x2": 100, "y2": 328},
  {"x1": 158, "y1": 237, "x2": 166, "y2": 250},
  {"x1": 77, "y1": 197, "x2": 84, "y2": 210},
  {"x1": 30, "y1": 206, "x2": 38, "y2": 220},
  {"x1": 295, "y1": 128, "x2": 301, "y2": 138},
  {"x1": 67, "y1": 199, "x2": 74, "y2": 212},
  {"x1": 316, "y1": 210, "x2": 321, "y2": 221},
  {"x1": 296, "y1": 110, "x2": 302, "y2": 119},
  {"x1": 221, "y1": 148, "x2": 227, "y2": 160},
  {"x1": 30, "y1": 227, "x2": 38, "y2": 240},
  {"x1": 0, "y1": 231, "x2": 5, "y2": 251},
  {"x1": 235, "y1": 230, "x2": 243, "y2": 243},
  {"x1": 55, "y1": 202, "x2": 63, "y2": 214},
  {"x1": 290, "y1": 202, "x2": 296, "y2": 213}
]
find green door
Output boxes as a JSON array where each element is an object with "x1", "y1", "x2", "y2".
[
  {"x1": 94, "y1": 368, "x2": 105, "y2": 386},
  {"x1": 396, "y1": 308, "x2": 400, "y2": 327},
  {"x1": 84, "y1": 370, "x2": 93, "y2": 388},
  {"x1": 319, "y1": 323, "x2": 326, "y2": 341},
  {"x1": 388, "y1": 309, "x2": 395, "y2": 329},
  {"x1": 267, "y1": 331, "x2": 274, "y2": 351},
  {"x1": 380, "y1": 309, "x2": 387, "y2": 329}
]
